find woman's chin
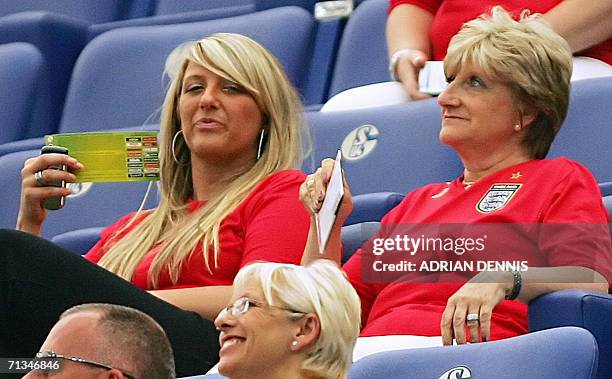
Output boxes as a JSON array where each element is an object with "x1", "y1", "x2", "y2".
[
  {"x1": 217, "y1": 359, "x2": 238, "y2": 377},
  {"x1": 439, "y1": 129, "x2": 459, "y2": 147}
]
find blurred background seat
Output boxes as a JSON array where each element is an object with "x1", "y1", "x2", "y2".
[
  {"x1": 548, "y1": 76, "x2": 612, "y2": 183},
  {"x1": 0, "y1": 6, "x2": 329, "y2": 156},
  {"x1": 306, "y1": 100, "x2": 463, "y2": 196},
  {"x1": 0, "y1": 0, "x2": 145, "y2": 24},
  {"x1": 348, "y1": 327, "x2": 599, "y2": 379},
  {"x1": 529, "y1": 290, "x2": 612, "y2": 379},
  {"x1": 326, "y1": 0, "x2": 388, "y2": 99},
  {"x1": 0, "y1": 13, "x2": 89, "y2": 146},
  {"x1": 0, "y1": 43, "x2": 44, "y2": 144}
]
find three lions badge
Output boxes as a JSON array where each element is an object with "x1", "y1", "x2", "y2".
[{"x1": 476, "y1": 183, "x2": 522, "y2": 213}]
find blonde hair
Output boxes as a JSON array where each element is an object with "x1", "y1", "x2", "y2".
[
  {"x1": 233, "y1": 260, "x2": 361, "y2": 379},
  {"x1": 98, "y1": 33, "x2": 309, "y2": 287},
  {"x1": 445, "y1": 6, "x2": 572, "y2": 159}
]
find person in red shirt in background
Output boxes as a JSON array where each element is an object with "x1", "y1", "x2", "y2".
[
  {"x1": 1, "y1": 33, "x2": 310, "y2": 377},
  {"x1": 303, "y1": 7, "x2": 611, "y2": 360},
  {"x1": 388, "y1": 0, "x2": 612, "y2": 99}
]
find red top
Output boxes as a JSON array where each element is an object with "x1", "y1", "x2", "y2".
[
  {"x1": 389, "y1": 0, "x2": 612, "y2": 64},
  {"x1": 85, "y1": 170, "x2": 310, "y2": 290},
  {"x1": 344, "y1": 158, "x2": 612, "y2": 339}
]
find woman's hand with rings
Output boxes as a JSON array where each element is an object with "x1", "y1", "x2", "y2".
[
  {"x1": 17, "y1": 153, "x2": 83, "y2": 235},
  {"x1": 440, "y1": 271, "x2": 512, "y2": 345}
]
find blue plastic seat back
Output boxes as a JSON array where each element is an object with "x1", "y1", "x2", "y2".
[
  {"x1": 529, "y1": 290, "x2": 612, "y2": 379},
  {"x1": 0, "y1": 0, "x2": 136, "y2": 24},
  {"x1": 154, "y1": 0, "x2": 319, "y2": 14},
  {"x1": 0, "y1": 149, "x2": 159, "y2": 239},
  {"x1": 548, "y1": 76, "x2": 612, "y2": 183},
  {"x1": 341, "y1": 192, "x2": 404, "y2": 263},
  {"x1": 327, "y1": 0, "x2": 388, "y2": 98},
  {"x1": 0, "y1": 42, "x2": 43, "y2": 144},
  {"x1": 348, "y1": 327, "x2": 599, "y2": 379},
  {"x1": 0, "y1": 12, "x2": 89, "y2": 142},
  {"x1": 306, "y1": 100, "x2": 463, "y2": 196},
  {"x1": 60, "y1": 7, "x2": 316, "y2": 135},
  {"x1": 153, "y1": 0, "x2": 254, "y2": 15}
]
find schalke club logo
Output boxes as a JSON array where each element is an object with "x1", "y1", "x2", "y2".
[{"x1": 340, "y1": 124, "x2": 379, "y2": 161}]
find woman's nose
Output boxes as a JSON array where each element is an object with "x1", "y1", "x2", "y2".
[
  {"x1": 438, "y1": 82, "x2": 460, "y2": 108},
  {"x1": 198, "y1": 87, "x2": 220, "y2": 109},
  {"x1": 214, "y1": 308, "x2": 236, "y2": 331}
]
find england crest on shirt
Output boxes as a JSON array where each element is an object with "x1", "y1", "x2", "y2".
[{"x1": 476, "y1": 183, "x2": 522, "y2": 213}]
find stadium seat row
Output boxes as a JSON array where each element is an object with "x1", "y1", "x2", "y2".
[{"x1": 0, "y1": 0, "x2": 382, "y2": 154}]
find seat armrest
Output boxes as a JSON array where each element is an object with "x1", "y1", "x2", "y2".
[
  {"x1": 529, "y1": 289, "x2": 612, "y2": 379},
  {"x1": 51, "y1": 227, "x2": 104, "y2": 255}
]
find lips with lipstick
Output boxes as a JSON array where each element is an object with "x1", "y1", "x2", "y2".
[{"x1": 194, "y1": 117, "x2": 223, "y2": 129}]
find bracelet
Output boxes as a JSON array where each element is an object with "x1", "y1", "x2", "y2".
[
  {"x1": 388, "y1": 49, "x2": 426, "y2": 81},
  {"x1": 505, "y1": 270, "x2": 522, "y2": 300}
]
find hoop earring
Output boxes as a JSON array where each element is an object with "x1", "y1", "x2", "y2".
[
  {"x1": 172, "y1": 130, "x2": 185, "y2": 164},
  {"x1": 257, "y1": 129, "x2": 265, "y2": 160}
]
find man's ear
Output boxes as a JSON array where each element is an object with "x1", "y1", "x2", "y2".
[{"x1": 290, "y1": 313, "x2": 321, "y2": 352}]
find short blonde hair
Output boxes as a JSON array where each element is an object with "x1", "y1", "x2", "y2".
[
  {"x1": 445, "y1": 6, "x2": 572, "y2": 159},
  {"x1": 234, "y1": 260, "x2": 361, "y2": 379},
  {"x1": 99, "y1": 33, "x2": 310, "y2": 286}
]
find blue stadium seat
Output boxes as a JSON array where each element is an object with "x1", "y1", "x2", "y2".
[
  {"x1": 154, "y1": 0, "x2": 253, "y2": 15},
  {"x1": 305, "y1": 100, "x2": 463, "y2": 196},
  {"x1": 547, "y1": 76, "x2": 612, "y2": 183},
  {"x1": 348, "y1": 327, "x2": 599, "y2": 379},
  {"x1": 0, "y1": 12, "x2": 89, "y2": 146},
  {"x1": 90, "y1": 1, "x2": 321, "y2": 40},
  {"x1": 0, "y1": 149, "x2": 158, "y2": 239},
  {"x1": 327, "y1": 0, "x2": 388, "y2": 98},
  {"x1": 0, "y1": 0, "x2": 141, "y2": 24},
  {"x1": 89, "y1": 3, "x2": 254, "y2": 39},
  {"x1": 51, "y1": 227, "x2": 104, "y2": 255},
  {"x1": 599, "y1": 182, "x2": 612, "y2": 197},
  {"x1": 529, "y1": 291, "x2": 612, "y2": 379},
  {"x1": 604, "y1": 195, "x2": 612, "y2": 219},
  {"x1": 1, "y1": 6, "x2": 327, "y2": 156},
  {"x1": 0, "y1": 43, "x2": 43, "y2": 144}
]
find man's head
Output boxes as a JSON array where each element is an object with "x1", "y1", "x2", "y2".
[{"x1": 23, "y1": 303, "x2": 175, "y2": 379}]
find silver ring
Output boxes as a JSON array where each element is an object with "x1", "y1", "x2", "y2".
[
  {"x1": 34, "y1": 171, "x2": 47, "y2": 186},
  {"x1": 466, "y1": 313, "x2": 479, "y2": 323}
]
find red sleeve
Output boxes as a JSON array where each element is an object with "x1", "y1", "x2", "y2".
[
  {"x1": 83, "y1": 212, "x2": 150, "y2": 264},
  {"x1": 238, "y1": 170, "x2": 310, "y2": 268},
  {"x1": 389, "y1": 0, "x2": 442, "y2": 15},
  {"x1": 539, "y1": 160, "x2": 612, "y2": 289}
]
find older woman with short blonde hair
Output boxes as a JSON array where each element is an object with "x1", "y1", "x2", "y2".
[{"x1": 302, "y1": 6, "x2": 611, "y2": 360}]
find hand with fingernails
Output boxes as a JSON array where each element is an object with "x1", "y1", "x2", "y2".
[
  {"x1": 440, "y1": 271, "x2": 512, "y2": 345},
  {"x1": 394, "y1": 49, "x2": 431, "y2": 100},
  {"x1": 299, "y1": 158, "x2": 353, "y2": 222},
  {"x1": 17, "y1": 153, "x2": 83, "y2": 236}
]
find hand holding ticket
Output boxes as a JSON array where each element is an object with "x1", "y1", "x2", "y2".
[
  {"x1": 44, "y1": 131, "x2": 160, "y2": 183},
  {"x1": 316, "y1": 150, "x2": 344, "y2": 254}
]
